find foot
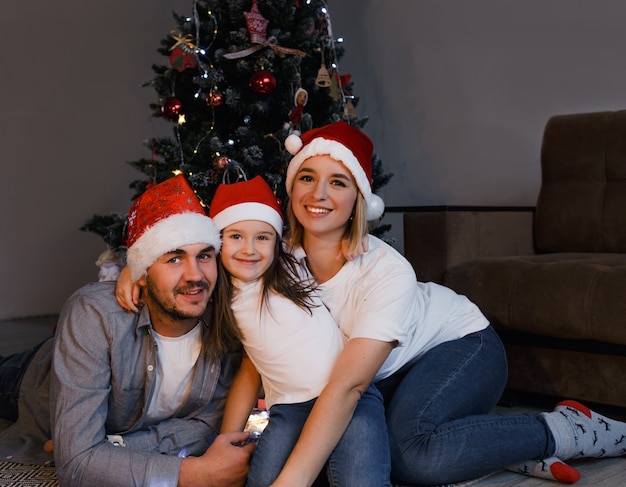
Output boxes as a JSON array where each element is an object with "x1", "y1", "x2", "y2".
[
  {"x1": 553, "y1": 400, "x2": 626, "y2": 459},
  {"x1": 507, "y1": 457, "x2": 580, "y2": 483}
]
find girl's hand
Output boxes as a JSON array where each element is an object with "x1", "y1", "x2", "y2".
[
  {"x1": 115, "y1": 266, "x2": 141, "y2": 312},
  {"x1": 336, "y1": 235, "x2": 369, "y2": 262}
]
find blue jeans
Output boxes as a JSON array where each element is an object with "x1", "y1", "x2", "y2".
[
  {"x1": 0, "y1": 339, "x2": 49, "y2": 421},
  {"x1": 376, "y1": 326, "x2": 555, "y2": 486},
  {"x1": 246, "y1": 384, "x2": 391, "y2": 487}
]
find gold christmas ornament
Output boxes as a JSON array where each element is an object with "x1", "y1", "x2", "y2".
[{"x1": 315, "y1": 65, "x2": 331, "y2": 87}]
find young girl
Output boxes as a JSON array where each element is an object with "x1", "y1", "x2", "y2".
[
  {"x1": 265, "y1": 121, "x2": 626, "y2": 487},
  {"x1": 209, "y1": 176, "x2": 390, "y2": 487},
  {"x1": 116, "y1": 175, "x2": 391, "y2": 487}
]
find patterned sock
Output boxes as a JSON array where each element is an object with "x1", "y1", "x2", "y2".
[
  {"x1": 542, "y1": 400, "x2": 626, "y2": 460},
  {"x1": 507, "y1": 457, "x2": 580, "y2": 483}
]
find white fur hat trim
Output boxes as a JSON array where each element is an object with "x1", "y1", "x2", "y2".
[
  {"x1": 212, "y1": 202, "x2": 283, "y2": 236},
  {"x1": 127, "y1": 212, "x2": 221, "y2": 281}
]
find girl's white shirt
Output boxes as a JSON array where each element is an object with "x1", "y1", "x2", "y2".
[{"x1": 231, "y1": 277, "x2": 346, "y2": 408}]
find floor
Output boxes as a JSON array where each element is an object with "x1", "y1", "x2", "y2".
[
  {"x1": 1, "y1": 316, "x2": 625, "y2": 486},
  {"x1": 468, "y1": 456, "x2": 625, "y2": 486}
]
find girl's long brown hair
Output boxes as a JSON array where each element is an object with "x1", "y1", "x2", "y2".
[
  {"x1": 212, "y1": 235, "x2": 319, "y2": 344},
  {"x1": 201, "y1": 280, "x2": 242, "y2": 357}
]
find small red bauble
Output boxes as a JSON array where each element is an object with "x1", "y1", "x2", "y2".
[
  {"x1": 162, "y1": 97, "x2": 183, "y2": 121},
  {"x1": 206, "y1": 89, "x2": 224, "y2": 107},
  {"x1": 249, "y1": 70, "x2": 276, "y2": 94}
]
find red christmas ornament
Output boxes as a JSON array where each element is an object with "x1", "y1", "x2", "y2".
[
  {"x1": 162, "y1": 97, "x2": 183, "y2": 121},
  {"x1": 169, "y1": 47, "x2": 197, "y2": 72},
  {"x1": 206, "y1": 89, "x2": 224, "y2": 107},
  {"x1": 249, "y1": 70, "x2": 276, "y2": 95}
]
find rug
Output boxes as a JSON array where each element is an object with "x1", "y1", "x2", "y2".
[
  {"x1": 0, "y1": 461, "x2": 498, "y2": 487},
  {"x1": 0, "y1": 461, "x2": 58, "y2": 487},
  {"x1": 0, "y1": 458, "x2": 497, "y2": 487}
]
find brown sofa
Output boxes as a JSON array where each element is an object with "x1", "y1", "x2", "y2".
[{"x1": 403, "y1": 110, "x2": 626, "y2": 415}]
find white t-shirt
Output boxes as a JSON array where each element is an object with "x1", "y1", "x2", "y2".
[
  {"x1": 146, "y1": 322, "x2": 202, "y2": 424},
  {"x1": 293, "y1": 235, "x2": 489, "y2": 382},
  {"x1": 231, "y1": 278, "x2": 346, "y2": 408}
]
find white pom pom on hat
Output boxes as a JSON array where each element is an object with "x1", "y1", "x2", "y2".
[
  {"x1": 285, "y1": 121, "x2": 385, "y2": 221},
  {"x1": 209, "y1": 176, "x2": 284, "y2": 236},
  {"x1": 284, "y1": 132, "x2": 303, "y2": 155}
]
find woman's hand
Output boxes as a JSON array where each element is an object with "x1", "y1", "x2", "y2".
[{"x1": 115, "y1": 266, "x2": 141, "y2": 312}]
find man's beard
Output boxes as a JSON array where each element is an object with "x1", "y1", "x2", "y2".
[{"x1": 145, "y1": 279, "x2": 211, "y2": 321}]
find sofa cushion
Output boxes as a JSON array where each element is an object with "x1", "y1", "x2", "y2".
[
  {"x1": 537, "y1": 110, "x2": 626, "y2": 253},
  {"x1": 444, "y1": 253, "x2": 626, "y2": 345}
]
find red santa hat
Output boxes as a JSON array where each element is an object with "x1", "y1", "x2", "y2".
[
  {"x1": 284, "y1": 121, "x2": 385, "y2": 220},
  {"x1": 209, "y1": 176, "x2": 283, "y2": 236},
  {"x1": 125, "y1": 174, "x2": 221, "y2": 281}
]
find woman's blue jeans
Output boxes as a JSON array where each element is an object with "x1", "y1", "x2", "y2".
[
  {"x1": 246, "y1": 384, "x2": 391, "y2": 487},
  {"x1": 376, "y1": 325, "x2": 555, "y2": 486}
]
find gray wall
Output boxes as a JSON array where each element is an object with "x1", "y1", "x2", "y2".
[
  {"x1": 0, "y1": 0, "x2": 189, "y2": 318},
  {"x1": 2, "y1": 1, "x2": 626, "y2": 319}
]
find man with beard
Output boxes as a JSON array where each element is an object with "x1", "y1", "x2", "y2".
[{"x1": 0, "y1": 175, "x2": 254, "y2": 487}]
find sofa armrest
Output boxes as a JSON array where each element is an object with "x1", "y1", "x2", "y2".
[{"x1": 403, "y1": 207, "x2": 535, "y2": 284}]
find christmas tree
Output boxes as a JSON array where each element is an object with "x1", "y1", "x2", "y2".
[{"x1": 82, "y1": 0, "x2": 392, "y2": 252}]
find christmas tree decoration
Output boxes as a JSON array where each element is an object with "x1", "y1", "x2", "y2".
[
  {"x1": 344, "y1": 97, "x2": 356, "y2": 119},
  {"x1": 244, "y1": 0, "x2": 269, "y2": 44},
  {"x1": 169, "y1": 46, "x2": 197, "y2": 71},
  {"x1": 315, "y1": 48, "x2": 331, "y2": 87},
  {"x1": 169, "y1": 31, "x2": 198, "y2": 71},
  {"x1": 329, "y1": 73, "x2": 342, "y2": 101},
  {"x1": 82, "y1": 0, "x2": 393, "y2": 251},
  {"x1": 222, "y1": 0, "x2": 307, "y2": 60},
  {"x1": 161, "y1": 97, "x2": 183, "y2": 121},
  {"x1": 205, "y1": 88, "x2": 224, "y2": 106},
  {"x1": 315, "y1": 65, "x2": 331, "y2": 87},
  {"x1": 288, "y1": 87, "x2": 308, "y2": 131},
  {"x1": 213, "y1": 155, "x2": 231, "y2": 172},
  {"x1": 249, "y1": 69, "x2": 277, "y2": 94}
]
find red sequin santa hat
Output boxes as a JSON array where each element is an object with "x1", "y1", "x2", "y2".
[
  {"x1": 209, "y1": 176, "x2": 283, "y2": 236},
  {"x1": 284, "y1": 121, "x2": 385, "y2": 220},
  {"x1": 125, "y1": 174, "x2": 221, "y2": 280}
]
